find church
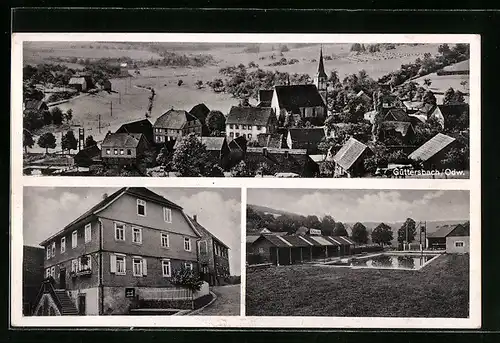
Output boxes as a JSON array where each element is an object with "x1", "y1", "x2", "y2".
[{"x1": 265, "y1": 47, "x2": 329, "y2": 127}]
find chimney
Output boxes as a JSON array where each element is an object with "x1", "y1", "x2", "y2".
[{"x1": 193, "y1": 214, "x2": 197, "y2": 222}]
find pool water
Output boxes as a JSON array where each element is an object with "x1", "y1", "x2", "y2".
[{"x1": 350, "y1": 254, "x2": 438, "y2": 270}]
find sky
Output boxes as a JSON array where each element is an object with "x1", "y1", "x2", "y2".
[
  {"x1": 247, "y1": 189, "x2": 470, "y2": 224},
  {"x1": 23, "y1": 187, "x2": 241, "y2": 275}
]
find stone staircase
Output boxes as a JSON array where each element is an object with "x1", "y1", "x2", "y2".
[{"x1": 53, "y1": 290, "x2": 79, "y2": 315}]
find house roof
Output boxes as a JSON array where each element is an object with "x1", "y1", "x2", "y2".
[
  {"x1": 154, "y1": 109, "x2": 198, "y2": 129},
  {"x1": 74, "y1": 145, "x2": 101, "y2": 159},
  {"x1": 259, "y1": 90, "x2": 274, "y2": 103},
  {"x1": 228, "y1": 136, "x2": 246, "y2": 152},
  {"x1": 402, "y1": 101, "x2": 424, "y2": 110},
  {"x1": 254, "y1": 234, "x2": 356, "y2": 248},
  {"x1": 116, "y1": 119, "x2": 153, "y2": 135},
  {"x1": 437, "y1": 104, "x2": 469, "y2": 117},
  {"x1": 384, "y1": 108, "x2": 411, "y2": 122},
  {"x1": 428, "y1": 224, "x2": 464, "y2": 238},
  {"x1": 380, "y1": 121, "x2": 414, "y2": 137},
  {"x1": 245, "y1": 147, "x2": 314, "y2": 176},
  {"x1": 333, "y1": 137, "x2": 369, "y2": 170},
  {"x1": 101, "y1": 133, "x2": 143, "y2": 148},
  {"x1": 40, "y1": 187, "x2": 185, "y2": 246},
  {"x1": 288, "y1": 128, "x2": 326, "y2": 145},
  {"x1": 187, "y1": 216, "x2": 229, "y2": 249},
  {"x1": 246, "y1": 235, "x2": 260, "y2": 244},
  {"x1": 69, "y1": 77, "x2": 86, "y2": 85},
  {"x1": 189, "y1": 103, "x2": 210, "y2": 122},
  {"x1": 24, "y1": 99, "x2": 47, "y2": 111},
  {"x1": 257, "y1": 133, "x2": 284, "y2": 149},
  {"x1": 409, "y1": 133, "x2": 456, "y2": 162},
  {"x1": 226, "y1": 106, "x2": 274, "y2": 126},
  {"x1": 274, "y1": 84, "x2": 326, "y2": 111},
  {"x1": 441, "y1": 59, "x2": 469, "y2": 73},
  {"x1": 174, "y1": 136, "x2": 226, "y2": 151}
]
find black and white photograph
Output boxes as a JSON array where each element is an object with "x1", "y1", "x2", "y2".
[
  {"x1": 246, "y1": 188, "x2": 471, "y2": 318},
  {"x1": 22, "y1": 186, "x2": 241, "y2": 316},
  {"x1": 21, "y1": 40, "x2": 471, "y2": 178}
]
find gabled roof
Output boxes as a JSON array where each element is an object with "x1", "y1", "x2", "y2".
[
  {"x1": 247, "y1": 235, "x2": 260, "y2": 244},
  {"x1": 74, "y1": 145, "x2": 101, "y2": 159},
  {"x1": 174, "y1": 136, "x2": 226, "y2": 151},
  {"x1": 116, "y1": 119, "x2": 153, "y2": 135},
  {"x1": 437, "y1": 104, "x2": 469, "y2": 117},
  {"x1": 380, "y1": 121, "x2": 414, "y2": 137},
  {"x1": 40, "y1": 187, "x2": 185, "y2": 246},
  {"x1": 154, "y1": 109, "x2": 199, "y2": 129},
  {"x1": 226, "y1": 106, "x2": 274, "y2": 126},
  {"x1": 24, "y1": 99, "x2": 47, "y2": 111},
  {"x1": 288, "y1": 128, "x2": 326, "y2": 145},
  {"x1": 383, "y1": 108, "x2": 411, "y2": 122},
  {"x1": 189, "y1": 103, "x2": 210, "y2": 122},
  {"x1": 187, "y1": 216, "x2": 229, "y2": 249},
  {"x1": 257, "y1": 133, "x2": 284, "y2": 149},
  {"x1": 274, "y1": 84, "x2": 326, "y2": 111},
  {"x1": 333, "y1": 137, "x2": 369, "y2": 170},
  {"x1": 409, "y1": 133, "x2": 456, "y2": 162},
  {"x1": 101, "y1": 133, "x2": 144, "y2": 148},
  {"x1": 69, "y1": 77, "x2": 86, "y2": 85},
  {"x1": 428, "y1": 224, "x2": 463, "y2": 238}
]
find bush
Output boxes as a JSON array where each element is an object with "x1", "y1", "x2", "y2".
[{"x1": 170, "y1": 266, "x2": 204, "y2": 291}]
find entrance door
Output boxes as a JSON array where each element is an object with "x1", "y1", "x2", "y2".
[
  {"x1": 78, "y1": 295, "x2": 86, "y2": 315},
  {"x1": 59, "y1": 269, "x2": 66, "y2": 289}
]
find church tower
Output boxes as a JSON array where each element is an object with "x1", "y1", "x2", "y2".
[{"x1": 314, "y1": 46, "x2": 328, "y2": 104}]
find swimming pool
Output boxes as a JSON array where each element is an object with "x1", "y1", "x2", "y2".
[{"x1": 349, "y1": 253, "x2": 439, "y2": 270}]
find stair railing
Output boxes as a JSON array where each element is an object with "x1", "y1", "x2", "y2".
[{"x1": 33, "y1": 278, "x2": 64, "y2": 315}]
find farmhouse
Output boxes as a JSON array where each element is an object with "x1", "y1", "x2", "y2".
[
  {"x1": 437, "y1": 59, "x2": 470, "y2": 76},
  {"x1": 153, "y1": 109, "x2": 202, "y2": 144},
  {"x1": 33, "y1": 187, "x2": 202, "y2": 316},
  {"x1": 226, "y1": 106, "x2": 277, "y2": 142},
  {"x1": 408, "y1": 133, "x2": 461, "y2": 170},
  {"x1": 24, "y1": 99, "x2": 49, "y2": 112},
  {"x1": 174, "y1": 136, "x2": 231, "y2": 169},
  {"x1": 188, "y1": 215, "x2": 230, "y2": 286},
  {"x1": 74, "y1": 145, "x2": 102, "y2": 168},
  {"x1": 286, "y1": 128, "x2": 326, "y2": 154},
  {"x1": 249, "y1": 234, "x2": 356, "y2": 266},
  {"x1": 330, "y1": 137, "x2": 373, "y2": 178},
  {"x1": 383, "y1": 108, "x2": 411, "y2": 123},
  {"x1": 101, "y1": 133, "x2": 150, "y2": 165},
  {"x1": 68, "y1": 77, "x2": 88, "y2": 92},
  {"x1": 23, "y1": 246, "x2": 44, "y2": 316},
  {"x1": 244, "y1": 147, "x2": 320, "y2": 177},
  {"x1": 378, "y1": 121, "x2": 416, "y2": 143},
  {"x1": 116, "y1": 118, "x2": 154, "y2": 145},
  {"x1": 426, "y1": 222, "x2": 469, "y2": 253}
]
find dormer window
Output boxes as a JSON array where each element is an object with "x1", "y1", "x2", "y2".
[{"x1": 137, "y1": 199, "x2": 146, "y2": 216}]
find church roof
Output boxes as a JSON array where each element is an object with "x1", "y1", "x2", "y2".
[{"x1": 317, "y1": 47, "x2": 328, "y2": 79}]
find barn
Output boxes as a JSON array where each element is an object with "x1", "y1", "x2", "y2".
[{"x1": 427, "y1": 222, "x2": 470, "y2": 252}]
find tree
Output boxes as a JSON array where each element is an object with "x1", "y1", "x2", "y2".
[
  {"x1": 61, "y1": 130, "x2": 78, "y2": 154},
  {"x1": 156, "y1": 144, "x2": 172, "y2": 167},
  {"x1": 423, "y1": 78, "x2": 432, "y2": 87},
  {"x1": 50, "y1": 107, "x2": 64, "y2": 126},
  {"x1": 320, "y1": 215, "x2": 336, "y2": 235},
  {"x1": 423, "y1": 90, "x2": 437, "y2": 105},
  {"x1": 351, "y1": 222, "x2": 368, "y2": 244},
  {"x1": 304, "y1": 215, "x2": 322, "y2": 231},
  {"x1": 230, "y1": 161, "x2": 252, "y2": 177},
  {"x1": 171, "y1": 133, "x2": 215, "y2": 176},
  {"x1": 206, "y1": 110, "x2": 226, "y2": 134},
  {"x1": 37, "y1": 132, "x2": 57, "y2": 154},
  {"x1": 332, "y1": 222, "x2": 348, "y2": 236},
  {"x1": 397, "y1": 218, "x2": 417, "y2": 244},
  {"x1": 443, "y1": 87, "x2": 456, "y2": 104},
  {"x1": 23, "y1": 130, "x2": 34, "y2": 153},
  {"x1": 170, "y1": 266, "x2": 203, "y2": 291},
  {"x1": 195, "y1": 80, "x2": 203, "y2": 89},
  {"x1": 65, "y1": 109, "x2": 73, "y2": 123},
  {"x1": 85, "y1": 135, "x2": 97, "y2": 148},
  {"x1": 371, "y1": 223, "x2": 394, "y2": 246},
  {"x1": 177, "y1": 79, "x2": 183, "y2": 86}
]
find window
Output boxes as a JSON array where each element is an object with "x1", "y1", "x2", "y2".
[
  {"x1": 115, "y1": 223, "x2": 125, "y2": 241},
  {"x1": 50, "y1": 267, "x2": 55, "y2": 278},
  {"x1": 248, "y1": 134, "x2": 252, "y2": 140},
  {"x1": 110, "y1": 254, "x2": 126, "y2": 275},
  {"x1": 137, "y1": 199, "x2": 146, "y2": 216},
  {"x1": 242, "y1": 125, "x2": 246, "y2": 130},
  {"x1": 161, "y1": 233, "x2": 170, "y2": 248},
  {"x1": 46, "y1": 247, "x2": 51, "y2": 260},
  {"x1": 455, "y1": 241, "x2": 464, "y2": 247},
  {"x1": 127, "y1": 149, "x2": 132, "y2": 155},
  {"x1": 132, "y1": 227, "x2": 142, "y2": 244},
  {"x1": 120, "y1": 149, "x2": 124, "y2": 155},
  {"x1": 235, "y1": 125, "x2": 239, "y2": 129},
  {"x1": 79, "y1": 255, "x2": 92, "y2": 271},
  {"x1": 199, "y1": 241, "x2": 208, "y2": 254},
  {"x1": 132, "y1": 257, "x2": 147, "y2": 277},
  {"x1": 106, "y1": 149, "x2": 110, "y2": 155},
  {"x1": 258, "y1": 247, "x2": 265, "y2": 254},
  {"x1": 229, "y1": 124, "x2": 234, "y2": 129},
  {"x1": 72, "y1": 231, "x2": 77, "y2": 248},
  {"x1": 71, "y1": 259, "x2": 78, "y2": 273},
  {"x1": 60, "y1": 237, "x2": 66, "y2": 253},
  {"x1": 162, "y1": 260, "x2": 171, "y2": 277},
  {"x1": 84, "y1": 224, "x2": 91, "y2": 243},
  {"x1": 235, "y1": 132, "x2": 240, "y2": 137},
  {"x1": 256, "y1": 125, "x2": 262, "y2": 130},
  {"x1": 45, "y1": 268, "x2": 51, "y2": 278},
  {"x1": 114, "y1": 149, "x2": 118, "y2": 155},
  {"x1": 164, "y1": 207, "x2": 172, "y2": 223},
  {"x1": 184, "y1": 262, "x2": 193, "y2": 271},
  {"x1": 51, "y1": 242, "x2": 56, "y2": 257},
  {"x1": 184, "y1": 237, "x2": 191, "y2": 251},
  {"x1": 230, "y1": 132, "x2": 234, "y2": 138}
]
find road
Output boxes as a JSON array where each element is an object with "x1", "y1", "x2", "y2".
[{"x1": 197, "y1": 284, "x2": 241, "y2": 316}]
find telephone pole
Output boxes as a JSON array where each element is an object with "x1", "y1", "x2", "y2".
[
  {"x1": 98, "y1": 113, "x2": 101, "y2": 134},
  {"x1": 119, "y1": 91, "x2": 121, "y2": 104},
  {"x1": 110, "y1": 101, "x2": 113, "y2": 117}
]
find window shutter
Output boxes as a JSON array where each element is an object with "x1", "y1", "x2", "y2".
[
  {"x1": 110, "y1": 254, "x2": 116, "y2": 273},
  {"x1": 142, "y1": 258, "x2": 147, "y2": 276}
]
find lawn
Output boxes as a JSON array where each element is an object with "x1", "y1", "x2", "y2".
[{"x1": 246, "y1": 253, "x2": 469, "y2": 318}]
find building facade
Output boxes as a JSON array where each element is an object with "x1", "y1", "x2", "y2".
[
  {"x1": 36, "y1": 187, "x2": 201, "y2": 316},
  {"x1": 153, "y1": 109, "x2": 202, "y2": 144},
  {"x1": 226, "y1": 106, "x2": 277, "y2": 142},
  {"x1": 101, "y1": 133, "x2": 149, "y2": 165}
]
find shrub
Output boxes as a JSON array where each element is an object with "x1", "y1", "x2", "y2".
[{"x1": 170, "y1": 266, "x2": 204, "y2": 291}]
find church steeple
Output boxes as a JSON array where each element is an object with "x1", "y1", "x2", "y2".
[
  {"x1": 317, "y1": 45, "x2": 328, "y2": 79},
  {"x1": 314, "y1": 46, "x2": 328, "y2": 105}
]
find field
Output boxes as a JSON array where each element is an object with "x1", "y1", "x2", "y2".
[
  {"x1": 246, "y1": 253, "x2": 469, "y2": 317},
  {"x1": 23, "y1": 42, "x2": 442, "y2": 151}
]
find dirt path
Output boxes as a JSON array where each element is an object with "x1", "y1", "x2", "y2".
[{"x1": 197, "y1": 284, "x2": 241, "y2": 316}]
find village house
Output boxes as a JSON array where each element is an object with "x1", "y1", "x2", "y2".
[
  {"x1": 249, "y1": 233, "x2": 356, "y2": 266},
  {"x1": 174, "y1": 136, "x2": 231, "y2": 170},
  {"x1": 244, "y1": 147, "x2": 319, "y2": 177},
  {"x1": 188, "y1": 215, "x2": 230, "y2": 286},
  {"x1": 426, "y1": 222, "x2": 469, "y2": 252},
  {"x1": 33, "y1": 187, "x2": 201, "y2": 316},
  {"x1": 153, "y1": 109, "x2": 202, "y2": 144},
  {"x1": 189, "y1": 103, "x2": 211, "y2": 135},
  {"x1": 115, "y1": 118, "x2": 154, "y2": 145},
  {"x1": 378, "y1": 121, "x2": 416, "y2": 143},
  {"x1": 24, "y1": 99, "x2": 49, "y2": 113},
  {"x1": 68, "y1": 77, "x2": 88, "y2": 92},
  {"x1": 330, "y1": 137, "x2": 373, "y2": 178},
  {"x1": 226, "y1": 106, "x2": 277, "y2": 142},
  {"x1": 23, "y1": 245, "x2": 45, "y2": 316},
  {"x1": 408, "y1": 133, "x2": 462, "y2": 170},
  {"x1": 286, "y1": 127, "x2": 326, "y2": 154},
  {"x1": 101, "y1": 133, "x2": 150, "y2": 165}
]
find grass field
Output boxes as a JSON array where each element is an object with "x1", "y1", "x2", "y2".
[{"x1": 246, "y1": 254, "x2": 469, "y2": 318}]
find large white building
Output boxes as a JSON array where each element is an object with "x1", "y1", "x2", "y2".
[{"x1": 225, "y1": 106, "x2": 277, "y2": 142}]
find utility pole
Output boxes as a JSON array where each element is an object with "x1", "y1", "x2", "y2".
[
  {"x1": 110, "y1": 101, "x2": 113, "y2": 117},
  {"x1": 119, "y1": 91, "x2": 121, "y2": 104},
  {"x1": 98, "y1": 113, "x2": 101, "y2": 134}
]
